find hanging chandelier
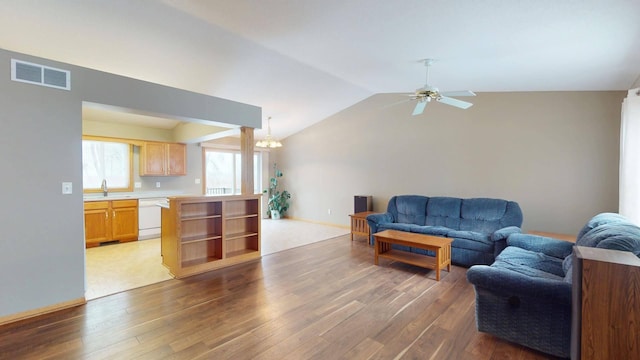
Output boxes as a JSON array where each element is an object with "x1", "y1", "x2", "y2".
[{"x1": 255, "y1": 116, "x2": 282, "y2": 148}]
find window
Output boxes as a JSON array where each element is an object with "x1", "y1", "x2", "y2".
[
  {"x1": 620, "y1": 89, "x2": 640, "y2": 224},
  {"x1": 82, "y1": 140, "x2": 132, "y2": 192},
  {"x1": 204, "y1": 149, "x2": 262, "y2": 195}
]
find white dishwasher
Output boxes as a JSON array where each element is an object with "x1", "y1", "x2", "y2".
[{"x1": 138, "y1": 198, "x2": 165, "y2": 240}]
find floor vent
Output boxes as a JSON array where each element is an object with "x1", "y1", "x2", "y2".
[{"x1": 11, "y1": 59, "x2": 70, "y2": 90}]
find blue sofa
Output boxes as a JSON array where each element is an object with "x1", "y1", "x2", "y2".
[
  {"x1": 466, "y1": 213, "x2": 640, "y2": 358},
  {"x1": 366, "y1": 195, "x2": 523, "y2": 267}
]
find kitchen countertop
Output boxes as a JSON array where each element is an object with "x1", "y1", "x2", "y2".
[{"x1": 83, "y1": 191, "x2": 187, "y2": 202}]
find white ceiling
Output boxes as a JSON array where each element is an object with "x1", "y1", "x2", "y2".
[{"x1": 1, "y1": 0, "x2": 639, "y2": 140}]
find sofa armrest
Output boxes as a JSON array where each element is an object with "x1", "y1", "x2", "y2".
[
  {"x1": 466, "y1": 265, "x2": 572, "y2": 303},
  {"x1": 491, "y1": 226, "x2": 522, "y2": 256},
  {"x1": 507, "y1": 233, "x2": 574, "y2": 259},
  {"x1": 491, "y1": 226, "x2": 522, "y2": 241},
  {"x1": 366, "y1": 212, "x2": 393, "y2": 232},
  {"x1": 366, "y1": 212, "x2": 393, "y2": 244}
]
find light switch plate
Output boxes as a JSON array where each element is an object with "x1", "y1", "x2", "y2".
[
  {"x1": 62, "y1": 182, "x2": 72, "y2": 194},
  {"x1": 195, "y1": 178, "x2": 201, "y2": 184},
  {"x1": 156, "y1": 182, "x2": 161, "y2": 188},
  {"x1": 134, "y1": 182, "x2": 142, "y2": 189}
]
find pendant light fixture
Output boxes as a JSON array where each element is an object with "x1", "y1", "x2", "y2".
[{"x1": 255, "y1": 116, "x2": 282, "y2": 148}]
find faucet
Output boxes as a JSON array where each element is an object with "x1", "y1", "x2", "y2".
[{"x1": 101, "y1": 179, "x2": 108, "y2": 197}]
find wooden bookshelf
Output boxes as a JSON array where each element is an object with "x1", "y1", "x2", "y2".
[{"x1": 161, "y1": 194, "x2": 261, "y2": 278}]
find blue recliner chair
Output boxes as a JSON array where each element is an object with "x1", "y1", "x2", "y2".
[{"x1": 466, "y1": 213, "x2": 640, "y2": 358}]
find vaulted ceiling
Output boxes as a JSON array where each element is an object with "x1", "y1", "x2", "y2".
[{"x1": 1, "y1": 0, "x2": 639, "y2": 140}]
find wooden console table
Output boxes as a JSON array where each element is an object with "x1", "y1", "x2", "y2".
[
  {"x1": 374, "y1": 230, "x2": 452, "y2": 281},
  {"x1": 571, "y1": 246, "x2": 640, "y2": 359}
]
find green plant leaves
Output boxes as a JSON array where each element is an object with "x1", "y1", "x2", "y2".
[{"x1": 267, "y1": 163, "x2": 291, "y2": 217}]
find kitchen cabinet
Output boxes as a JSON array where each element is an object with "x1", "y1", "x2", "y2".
[
  {"x1": 161, "y1": 195, "x2": 260, "y2": 278},
  {"x1": 84, "y1": 199, "x2": 139, "y2": 248},
  {"x1": 84, "y1": 201, "x2": 110, "y2": 245},
  {"x1": 139, "y1": 141, "x2": 186, "y2": 176}
]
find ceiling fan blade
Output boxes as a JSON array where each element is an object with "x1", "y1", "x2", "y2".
[
  {"x1": 412, "y1": 101, "x2": 428, "y2": 115},
  {"x1": 439, "y1": 90, "x2": 476, "y2": 97},
  {"x1": 437, "y1": 96, "x2": 473, "y2": 109}
]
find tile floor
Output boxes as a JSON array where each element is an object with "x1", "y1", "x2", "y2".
[{"x1": 85, "y1": 218, "x2": 349, "y2": 300}]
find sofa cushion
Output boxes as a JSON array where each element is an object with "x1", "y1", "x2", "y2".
[
  {"x1": 389, "y1": 195, "x2": 428, "y2": 225},
  {"x1": 448, "y1": 230, "x2": 491, "y2": 243},
  {"x1": 409, "y1": 224, "x2": 451, "y2": 236},
  {"x1": 425, "y1": 197, "x2": 461, "y2": 229},
  {"x1": 494, "y1": 246, "x2": 565, "y2": 279},
  {"x1": 378, "y1": 223, "x2": 414, "y2": 233},
  {"x1": 451, "y1": 237, "x2": 494, "y2": 253},
  {"x1": 459, "y1": 198, "x2": 509, "y2": 233}
]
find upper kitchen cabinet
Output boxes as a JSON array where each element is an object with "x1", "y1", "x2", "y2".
[{"x1": 140, "y1": 141, "x2": 186, "y2": 176}]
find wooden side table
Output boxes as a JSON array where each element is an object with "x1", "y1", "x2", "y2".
[{"x1": 349, "y1": 211, "x2": 376, "y2": 243}]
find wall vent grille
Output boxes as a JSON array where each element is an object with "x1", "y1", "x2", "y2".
[{"x1": 11, "y1": 59, "x2": 70, "y2": 90}]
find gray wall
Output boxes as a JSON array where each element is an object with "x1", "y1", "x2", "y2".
[
  {"x1": 277, "y1": 91, "x2": 625, "y2": 234},
  {"x1": 0, "y1": 48, "x2": 260, "y2": 318}
]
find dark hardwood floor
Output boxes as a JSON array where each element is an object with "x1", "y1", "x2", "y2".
[{"x1": 0, "y1": 235, "x2": 560, "y2": 359}]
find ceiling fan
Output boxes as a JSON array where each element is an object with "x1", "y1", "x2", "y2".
[{"x1": 406, "y1": 59, "x2": 476, "y2": 115}]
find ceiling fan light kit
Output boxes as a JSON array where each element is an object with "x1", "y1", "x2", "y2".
[
  {"x1": 256, "y1": 116, "x2": 283, "y2": 148},
  {"x1": 406, "y1": 58, "x2": 476, "y2": 115}
]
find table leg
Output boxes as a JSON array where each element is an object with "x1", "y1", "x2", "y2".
[
  {"x1": 374, "y1": 237, "x2": 379, "y2": 265},
  {"x1": 436, "y1": 249, "x2": 441, "y2": 281},
  {"x1": 350, "y1": 219, "x2": 354, "y2": 241}
]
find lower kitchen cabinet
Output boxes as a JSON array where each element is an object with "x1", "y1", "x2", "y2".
[
  {"x1": 84, "y1": 199, "x2": 138, "y2": 248},
  {"x1": 84, "y1": 201, "x2": 110, "y2": 245}
]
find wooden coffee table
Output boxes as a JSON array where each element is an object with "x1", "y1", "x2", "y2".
[{"x1": 374, "y1": 230, "x2": 453, "y2": 281}]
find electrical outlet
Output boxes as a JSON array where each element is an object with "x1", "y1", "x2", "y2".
[
  {"x1": 62, "y1": 182, "x2": 72, "y2": 194},
  {"x1": 195, "y1": 178, "x2": 201, "y2": 184},
  {"x1": 156, "y1": 182, "x2": 161, "y2": 188},
  {"x1": 134, "y1": 182, "x2": 142, "y2": 189}
]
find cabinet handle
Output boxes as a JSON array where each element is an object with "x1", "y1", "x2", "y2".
[
  {"x1": 105, "y1": 212, "x2": 108, "y2": 220},
  {"x1": 113, "y1": 210, "x2": 116, "y2": 219}
]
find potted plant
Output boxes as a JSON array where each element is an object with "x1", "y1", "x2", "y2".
[{"x1": 266, "y1": 163, "x2": 291, "y2": 219}]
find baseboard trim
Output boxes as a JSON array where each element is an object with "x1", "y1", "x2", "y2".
[
  {"x1": 0, "y1": 297, "x2": 86, "y2": 326},
  {"x1": 284, "y1": 216, "x2": 350, "y2": 230}
]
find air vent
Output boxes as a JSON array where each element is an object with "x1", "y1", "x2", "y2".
[{"x1": 11, "y1": 59, "x2": 70, "y2": 90}]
